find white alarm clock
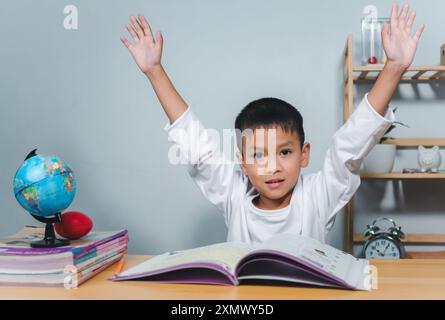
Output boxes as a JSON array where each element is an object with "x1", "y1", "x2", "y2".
[{"x1": 362, "y1": 217, "x2": 406, "y2": 259}]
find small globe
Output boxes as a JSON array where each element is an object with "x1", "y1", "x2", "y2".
[{"x1": 13, "y1": 150, "x2": 76, "y2": 217}]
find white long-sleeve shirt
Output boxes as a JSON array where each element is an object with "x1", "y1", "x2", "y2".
[{"x1": 164, "y1": 94, "x2": 395, "y2": 246}]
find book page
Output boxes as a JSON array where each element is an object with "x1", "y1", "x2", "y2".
[
  {"x1": 118, "y1": 242, "x2": 252, "y2": 277},
  {"x1": 251, "y1": 233, "x2": 370, "y2": 290}
]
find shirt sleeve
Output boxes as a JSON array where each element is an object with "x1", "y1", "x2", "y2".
[
  {"x1": 311, "y1": 93, "x2": 395, "y2": 231},
  {"x1": 163, "y1": 107, "x2": 241, "y2": 225}
]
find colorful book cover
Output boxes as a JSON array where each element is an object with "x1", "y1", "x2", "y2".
[{"x1": 0, "y1": 226, "x2": 128, "y2": 256}]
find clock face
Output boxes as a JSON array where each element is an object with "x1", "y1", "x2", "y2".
[{"x1": 364, "y1": 237, "x2": 401, "y2": 259}]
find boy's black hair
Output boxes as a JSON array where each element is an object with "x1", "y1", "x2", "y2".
[{"x1": 235, "y1": 97, "x2": 305, "y2": 155}]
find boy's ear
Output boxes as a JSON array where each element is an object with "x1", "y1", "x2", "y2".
[
  {"x1": 236, "y1": 151, "x2": 248, "y2": 176},
  {"x1": 236, "y1": 151, "x2": 243, "y2": 164},
  {"x1": 300, "y1": 142, "x2": 311, "y2": 168}
]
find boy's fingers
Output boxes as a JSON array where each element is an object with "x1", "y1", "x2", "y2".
[
  {"x1": 135, "y1": 17, "x2": 146, "y2": 37},
  {"x1": 399, "y1": 4, "x2": 409, "y2": 28},
  {"x1": 139, "y1": 14, "x2": 155, "y2": 43},
  {"x1": 156, "y1": 31, "x2": 163, "y2": 49},
  {"x1": 382, "y1": 22, "x2": 390, "y2": 35},
  {"x1": 405, "y1": 11, "x2": 416, "y2": 33},
  {"x1": 413, "y1": 23, "x2": 425, "y2": 42},
  {"x1": 390, "y1": 3, "x2": 399, "y2": 29},
  {"x1": 381, "y1": 22, "x2": 390, "y2": 46},
  {"x1": 126, "y1": 23, "x2": 139, "y2": 42},
  {"x1": 120, "y1": 36, "x2": 132, "y2": 49},
  {"x1": 130, "y1": 15, "x2": 144, "y2": 39}
]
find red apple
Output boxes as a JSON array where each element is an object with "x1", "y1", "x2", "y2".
[
  {"x1": 368, "y1": 56, "x2": 378, "y2": 64},
  {"x1": 54, "y1": 211, "x2": 93, "y2": 240}
]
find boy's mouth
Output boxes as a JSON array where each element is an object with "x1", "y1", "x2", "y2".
[
  {"x1": 265, "y1": 178, "x2": 285, "y2": 184},
  {"x1": 265, "y1": 178, "x2": 285, "y2": 189}
]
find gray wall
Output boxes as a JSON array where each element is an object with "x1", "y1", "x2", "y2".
[{"x1": 1, "y1": 0, "x2": 444, "y2": 255}]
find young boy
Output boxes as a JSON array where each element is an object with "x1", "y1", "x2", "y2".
[{"x1": 120, "y1": 4, "x2": 424, "y2": 246}]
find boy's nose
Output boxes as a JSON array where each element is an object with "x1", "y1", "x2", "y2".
[{"x1": 263, "y1": 156, "x2": 282, "y2": 174}]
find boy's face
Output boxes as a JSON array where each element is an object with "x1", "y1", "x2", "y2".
[{"x1": 237, "y1": 126, "x2": 310, "y2": 207}]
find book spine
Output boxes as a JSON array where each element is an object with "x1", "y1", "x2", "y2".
[
  {"x1": 76, "y1": 253, "x2": 125, "y2": 287},
  {"x1": 75, "y1": 245, "x2": 128, "y2": 271},
  {"x1": 73, "y1": 235, "x2": 129, "y2": 260},
  {"x1": 71, "y1": 230, "x2": 128, "y2": 256},
  {"x1": 0, "y1": 253, "x2": 125, "y2": 288},
  {"x1": 0, "y1": 247, "x2": 72, "y2": 256},
  {"x1": 74, "y1": 238, "x2": 128, "y2": 264}
]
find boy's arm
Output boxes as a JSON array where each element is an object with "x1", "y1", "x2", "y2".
[
  {"x1": 121, "y1": 15, "x2": 241, "y2": 221},
  {"x1": 120, "y1": 14, "x2": 188, "y2": 124},
  {"x1": 312, "y1": 95, "x2": 394, "y2": 232},
  {"x1": 367, "y1": 3, "x2": 425, "y2": 116},
  {"x1": 313, "y1": 4, "x2": 424, "y2": 230}
]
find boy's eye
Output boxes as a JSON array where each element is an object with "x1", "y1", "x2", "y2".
[
  {"x1": 280, "y1": 149, "x2": 292, "y2": 156},
  {"x1": 254, "y1": 152, "x2": 264, "y2": 159}
]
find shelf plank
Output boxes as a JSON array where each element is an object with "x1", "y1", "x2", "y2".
[
  {"x1": 358, "y1": 71, "x2": 369, "y2": 80},
  {"x1": 383, "y1": 138, "x2": 445, "y2": 147},
  {"x1": 412, "y1": 70, "x2": 428, "y2": 79},
  {"x1": 355, "y1": 76, "x2": 445, "y2": 81},
  {"x1": 354, "y1": 234, "x2": 445, "y2": 245},
  {"x1": 353, "y1": 65, "x2": 445, "y2": 72},
  {"x1": 405, "y1": 251, "x2": 445, "y2": 259},
  {"x1": 352, "y1": 65, "x2": 445, "y2": 81},
  {"x1": 431, "y1": 70, "x2": 445, "y2": 79},
  {"x1": 361, "y1": 172, "x2": 445, "y2": 179}
]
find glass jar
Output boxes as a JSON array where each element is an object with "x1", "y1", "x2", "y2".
[{"x1": 361, "y1": 17, "x2": 390, "y2": 65}]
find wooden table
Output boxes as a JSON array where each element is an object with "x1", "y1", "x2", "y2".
[{"x1": 2, "y1": 255, "x2": 445, "y2": 300}]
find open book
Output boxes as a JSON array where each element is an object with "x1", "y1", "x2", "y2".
[{"x1": 112, "y1": 234, "x2": 371, "y2": 290}]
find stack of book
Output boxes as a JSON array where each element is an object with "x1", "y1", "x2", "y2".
[{"x1": 0, "y1": 226, "x2": 128, "y2": 287}]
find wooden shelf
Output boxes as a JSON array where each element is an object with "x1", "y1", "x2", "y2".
[
  {"x1": 353, "y1": 65, "x2": 445, "y2": 81},
  {"x1": 361, "y1": 139, "x2": 445, "y2": 179},
  {"x1": 354, "y1": 234, "x2": 445, "y2": 245},
  {"x1": 361, "y1": 172, "x2": 445, "y2": 179},
  {"x1": 342, "y1": 34, "x2": 445, "y2": 258},
  {"x1": 383, "y1": 138, "x2": 445, "y2": 148}
]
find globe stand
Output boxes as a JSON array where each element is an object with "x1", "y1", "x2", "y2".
[{"x1": 30, "y1": 212, "x2": 70, "y2": 248}]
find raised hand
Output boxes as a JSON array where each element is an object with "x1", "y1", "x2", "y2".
[
  {"x1": 367, "y1": 4, "x2": 425, "y2": 115},
  {"x1": 120, "y1": 14, "x2": 163, "y2": 75},
  {"x1": 120, "y1": 14, "x2": 187, "y2": 123},
  {"x1": 382, "y1": 3, "x2": 425, "y2": 70}
]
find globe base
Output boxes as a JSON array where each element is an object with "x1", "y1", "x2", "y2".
[
  {"x1": 31, "y1": 238, "x2": 70, "y2": 248},
  {"x1": 30, "y1": 213, "x2": 71, "y2": 248}
]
